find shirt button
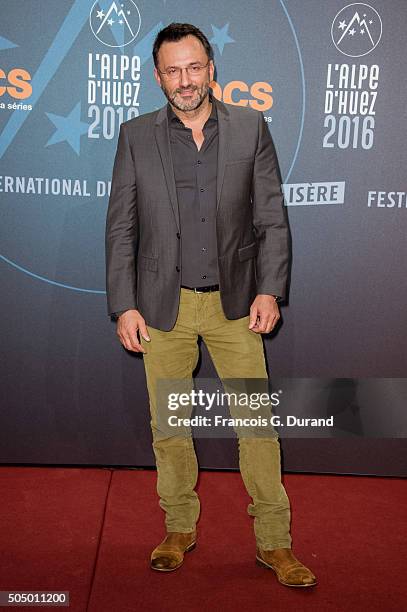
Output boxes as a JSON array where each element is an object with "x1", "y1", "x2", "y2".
[
  {"x1": 176, "y1": 232, "x2": 180, "y2": 239},
  {"x1": 202, "y1": 275, "x2": 207, "y2": 279},
  {"x1": 197, "y1": 160, "x2": 201, "y2": 165},
  {"x1": 201, "y1": 247, "x2": 207, "y2": 252},
  {"x1": 176, "y1": 266, "x2": 180, "y2": 272},
  {"x1": 200, "y1": 188, "x2": 204, "y2": 192},
  {"x1": 201, "y1": 218, "x2": 206, "y2": 222}
]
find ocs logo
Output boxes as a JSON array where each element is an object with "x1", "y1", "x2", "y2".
[
  {"x1": 89, "y1": 0, "x2": 141, "y2": 48},
  {"x1": 0, "y1": 68, "x2": 32, "y2": 99},
  {"x1": 211, "y1": 80, "x2": 273, "y2": 111}
]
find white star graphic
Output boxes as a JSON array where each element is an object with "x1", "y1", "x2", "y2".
[
  {"x1": 338, "y1": 20, "x2": 347, "y2": 31},
  {"x1": 108, "y1": 18, "x2": 114, "y2": 26},
  {"x1": 369, "y1": 20, "x2": 373, "y2": 24},
  {"x1": 96, "y1": 10, "x2": 104, "y2": 19},
  {"x1": 349, "y1": 28, "x2": 356, "y2": 36},
  {"x1": 360, "y1": 29, "x2": 365, "y2": 35},
  {"x1": 119, "y1": 19, "x2": 123, "y2": 25}
]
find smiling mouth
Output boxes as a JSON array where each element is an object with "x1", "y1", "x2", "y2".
[{"x1": 178, "y1": 89, "x2": 195, "y2": 96}]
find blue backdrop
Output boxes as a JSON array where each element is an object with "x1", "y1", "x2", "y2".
[{"x1": 1, "y1": 1, "x2": 406, "y2": 475}]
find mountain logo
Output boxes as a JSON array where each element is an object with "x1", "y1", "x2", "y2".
[
  {"x1": 331, "y1": 3, "x2": 382, "y2": 57},
  {"x1": 89, "y1": 0, "x2": 141, "y2": 48}
]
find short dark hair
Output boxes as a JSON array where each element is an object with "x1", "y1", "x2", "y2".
[{"x1": 153, "y1": 23, "x2": 213, "y2": 68}]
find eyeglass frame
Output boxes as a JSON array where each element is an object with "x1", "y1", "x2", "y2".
[{"x1": 156, "y1": 60, "x2": 212, "y2": 80}]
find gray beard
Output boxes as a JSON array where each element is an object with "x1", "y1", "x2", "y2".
[{"x1": 162, "y1": 82, "x2": 210, "y2": 112}]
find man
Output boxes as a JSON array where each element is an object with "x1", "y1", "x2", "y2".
[{"x1": 105, "y1": 23, "x2": 316, "y2": 587}]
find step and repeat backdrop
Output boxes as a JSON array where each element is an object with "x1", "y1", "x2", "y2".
[{"x1": 1, "y1": 1, "x2": 406, "y2": 475}]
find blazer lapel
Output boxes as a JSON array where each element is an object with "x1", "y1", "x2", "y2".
[
  {"x1": 214, "y1": 98, "x2": 230, "y2": 210},
  {"x1": 154, "y1": 106, "x2": 180, "y2": 231}
]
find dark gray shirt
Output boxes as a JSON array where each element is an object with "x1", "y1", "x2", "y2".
[{"x1": 168, "y1": 102, "x2": 219, "y2": 287}]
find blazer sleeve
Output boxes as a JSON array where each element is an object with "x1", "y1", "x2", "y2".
[
  {"x1": 251, "y1": 112, "x2": 291, "y2": 300},
  {"x1": 105, "y1": 123, "x2": 138, "y2": 316}
]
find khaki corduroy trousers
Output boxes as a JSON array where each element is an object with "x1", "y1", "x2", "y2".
[{"x1": 141, "y1": 288, "x2": 291, "y2": 550}]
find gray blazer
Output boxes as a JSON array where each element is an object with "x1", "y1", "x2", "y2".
[{"x1": 105, "y1": 97, "x2": 290, "y2": 331}]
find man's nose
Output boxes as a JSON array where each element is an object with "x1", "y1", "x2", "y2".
[{"x1": 179, "y1": 68, "x2": 192, "y2": 88}]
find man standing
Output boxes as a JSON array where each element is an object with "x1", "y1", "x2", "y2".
[{"x1": 105, "y1": 23, "x2": 316, "y2": 587}]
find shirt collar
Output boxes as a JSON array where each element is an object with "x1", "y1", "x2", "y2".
[{"x1": 167, "y1": 94, "x2": 218, "y2": 125}]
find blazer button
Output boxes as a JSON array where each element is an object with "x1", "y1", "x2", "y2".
[
  {"x1": 176, "y1": 266, "x2": 180, "y2": 272},
  {"x1": 176, "y1": 232, "x2": 180, "y2": 239}
]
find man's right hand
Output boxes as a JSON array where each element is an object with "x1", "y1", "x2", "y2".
[{"x1": 116, "y1": 309, "x2": 150, "y2": 353}]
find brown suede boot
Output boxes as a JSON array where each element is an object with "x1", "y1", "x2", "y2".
[
  {"x1": 256, "y1": 547, "x2": 317, "y2": 587},
  {"x1": 150, "y1": 531, "x2": 197, "y2": 572}
]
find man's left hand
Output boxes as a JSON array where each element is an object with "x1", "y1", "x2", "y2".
[{"x1": 249, "y1": 294, "x2": 280, "y2": 334}]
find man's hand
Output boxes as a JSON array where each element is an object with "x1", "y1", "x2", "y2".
[
  {"x1": 249, "y1": 295, "x2": 280, "y2": 334},
  {"x1": 116, "y1": 309, "x2": 150, "y2": 353}
]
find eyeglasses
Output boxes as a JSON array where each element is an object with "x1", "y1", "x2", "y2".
[{"x1": 157, "y1": 61, "x2": 210, "y2": 80}]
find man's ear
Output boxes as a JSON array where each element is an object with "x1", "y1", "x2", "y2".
[
  {"x1": 153, "y1": 67, "x2": 161, "y2": 87},
  {"x1": 209, "y1": 60, "x2": 215, "y2": 82}
]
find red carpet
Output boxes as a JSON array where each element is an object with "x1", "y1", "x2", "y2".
[{"x1": 0, "y1": 467, "x2": 406, "y2": 611}]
